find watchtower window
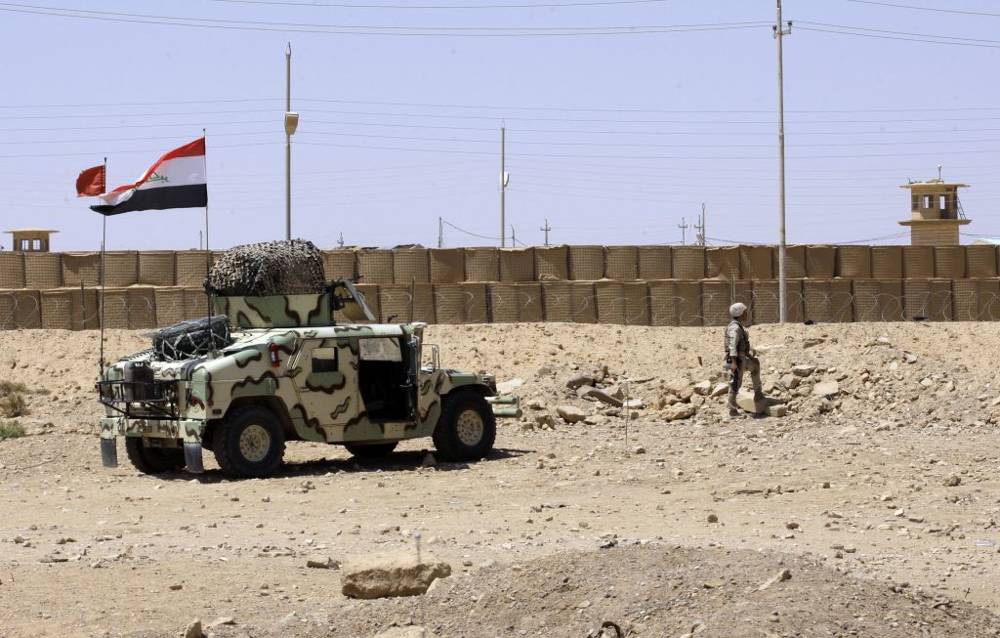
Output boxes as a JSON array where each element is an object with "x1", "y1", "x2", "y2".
[
  {"x1": 911, "y1": 193, "x2": 919, "y2": 211},
  {"x1": 922, "y1": 195, "x2": 933, "y2": 209}
]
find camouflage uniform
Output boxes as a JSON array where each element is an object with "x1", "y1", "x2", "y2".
[{"x1": 725, "y1": 318, "x2": 762, "y2": 411}]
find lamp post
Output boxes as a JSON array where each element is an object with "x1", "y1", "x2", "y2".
[{"x1": 284, "y1": 43, "x2": 299, "y2": 241}]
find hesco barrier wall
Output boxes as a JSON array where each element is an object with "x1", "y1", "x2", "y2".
[{"x1": 1, "y1": 244, "x2": 999, "y2": 329}]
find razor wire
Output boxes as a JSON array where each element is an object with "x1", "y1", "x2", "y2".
[{"x1": 2, "y1": 284, "x2": 1000, "y2": 331}]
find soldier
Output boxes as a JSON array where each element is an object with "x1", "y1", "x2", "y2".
[{"x1": 725, "y1": 302, "x2": 764, "y2": 416}]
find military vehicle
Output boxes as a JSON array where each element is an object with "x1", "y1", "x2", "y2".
[{"x1": 97, "y1": 281, "x2": 519, "y2": 478}]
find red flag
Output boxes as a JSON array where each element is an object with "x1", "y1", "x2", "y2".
[{"x1": 76, "y1": 164, "x2": 106, "y2": 197}]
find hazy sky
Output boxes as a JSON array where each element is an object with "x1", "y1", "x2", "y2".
[{"x1": 2, "y1": 0, "x2": 999, "y2": 251}]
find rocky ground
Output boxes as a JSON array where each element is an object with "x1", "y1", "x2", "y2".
[{"x1": 1, "y1": 322, "x2": 1000, "y2": 637}]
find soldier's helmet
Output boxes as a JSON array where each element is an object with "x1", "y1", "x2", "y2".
[{"x1": 729, "y1": 302, "x2": 748, "y2": 319}]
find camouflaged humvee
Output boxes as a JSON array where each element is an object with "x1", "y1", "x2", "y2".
[{"x1": 97, "y1": 282, "x2": 519, "y2": 478}]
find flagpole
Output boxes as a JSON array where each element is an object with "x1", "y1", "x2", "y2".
[
  {"x1": 99, "y1": 156, "x2": 107, "y2": 375},
  {"x1": 203, "y1": 129, "x2": 214, "y2": 352}
]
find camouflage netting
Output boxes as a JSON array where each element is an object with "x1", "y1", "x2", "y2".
[
  {"x1": 205, "y1": 239, "x2": 326, "y2": 296},
  {"x1": 153, "y1": 315, "x2": 232, "y2": 361}
]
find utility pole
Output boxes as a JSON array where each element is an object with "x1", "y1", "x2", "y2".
[
  {"x1": 677, "y1": 217, "x2": 688, "y2": 245},
  {"x1": 694, "y1": 203, "x2": 706, "y2": 246},
  {"x1": 540, "y1": 218, "x2": 551, "y2": 246},
  {"x1": 438, "y1": 216, "x2": 444, "y2": 248},
  {"x1": 774, "y1": 1, "x2": 792, "y2": 323},
  {"x1": 337, "y1": 232, "x2": 345, "y2": 249},
  {"x1": 510, "y1": 224, "x2": 517, "y2": 247},
  {"x1": 499, "y1": 126, "x2": 508, "y2": 248},
  {"x1": 283, "y1": 43, "x2": 300, "y2": 241}
]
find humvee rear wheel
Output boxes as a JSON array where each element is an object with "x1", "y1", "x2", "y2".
[
  {"x1": 433, "y1": 392, "x2": 496, "y2": 462},
  {"x1": 344, "y1": 442, "x2": 398, "y2": 459},
  {"x1": 212, "y1": 406, "x2": 285, "y2": 478},
  {"x1": 124, "y1": 438, "x2": 186, "y2": 474}
]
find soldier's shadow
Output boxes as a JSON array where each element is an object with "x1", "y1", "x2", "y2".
[{"x1": 158, "y1": 447, "x2": 529, "y2": 482}]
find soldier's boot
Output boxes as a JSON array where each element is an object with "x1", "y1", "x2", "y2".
[{"x1": 727, "y1": 393, "x2": 740, "y2": 417}]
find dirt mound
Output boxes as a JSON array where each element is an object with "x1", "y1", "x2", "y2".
[{"x1": 302, "y1": 545, "x2": 1000, "y2": 637}]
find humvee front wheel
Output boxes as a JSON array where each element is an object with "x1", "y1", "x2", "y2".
[
  {"x1": 125, "y1": 438, "x2": 186, "y2": 474},
  {"x1": 433, "y1": 392, "x2": 496, "y2": 462},
  {"x1": 345, "y1": 442, "x2": 398, "y2": 459},
  {"x1": 212, "y1": 406, "x2": 285, "y2": 478}
]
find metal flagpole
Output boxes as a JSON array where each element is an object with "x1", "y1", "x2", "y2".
[
  {"x1": 203, "y1": 129, "x2": 213, "y2": 342},
  {"x1": 99, "y1": 156, "x2": 107, "y2": 374}
]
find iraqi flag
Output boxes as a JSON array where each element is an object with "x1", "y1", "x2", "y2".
[{"x1": 91, "y1": 137, "x2": 207, "y2": 215}]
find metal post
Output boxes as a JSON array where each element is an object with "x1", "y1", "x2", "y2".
[
  {"x1": 701, "y1": 203, "x2": 707, "y2": 246},
  {"x1": 204, "y1": 129, "x2": 213, "y2": 337},
  {"x1": 677, "y1": 216, "x2": 688, "y2": 245},
  {"x1": 438, "y1": 216, "x2": 444, "y2": 248},
  {"x1": 500, "y1": 126, "x2": 506, "y2": 248},
  {"x1": 540, "y1": 218, "x2": 551, "y2": 246},
  {"x1": 775, "y1": 1, "x2": 792, "y2": 323},
  {"x1": 98, "y1": 156, "x2": 107, "y2": 374},
  {"x1": 285, "y1": 42, "x2": 292, "y2": 241}
]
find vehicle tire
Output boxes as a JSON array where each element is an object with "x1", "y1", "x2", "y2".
[
  {"x1": 344, "y1": 442, "x2": 398, "y2": 459},
  {"x1": 211, "y1": 406, "x2": 285, "y2": 478},
  {"x1": 433, "y1": 391, "x2": 496, "y2": 462},
  {"x1": 124, "y1": 438, "x2": 186, "y2": 474}
]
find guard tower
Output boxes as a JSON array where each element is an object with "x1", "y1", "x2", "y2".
[
  {"x1": 4, "y1": 228, "x2": 58, "y2": 252},
  {"x1": 898, "y1": 174, "x2": 970, "y2": 246}
]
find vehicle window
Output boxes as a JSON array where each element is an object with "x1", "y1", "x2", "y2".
[
  {"x1": 312, "y1": 347, "x2": 338, "y2": 373},
  {"x1": 359, "y1": 337, "x2": 402, "y2": 362}
]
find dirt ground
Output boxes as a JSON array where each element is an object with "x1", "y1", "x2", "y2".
[{"x1": 2, "y1": 322, "x2": 1000, "y2": 637}]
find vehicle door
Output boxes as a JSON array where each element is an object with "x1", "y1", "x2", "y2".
[{"x1": 290, "y1": 338, "x2": 360, "y2": 438}]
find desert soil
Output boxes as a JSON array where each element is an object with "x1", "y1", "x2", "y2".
[{"x1": 1, "y1": 322, "x2": 1000, "y2": 637}]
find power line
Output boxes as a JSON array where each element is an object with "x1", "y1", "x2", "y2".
[
  {"x1": 845, "y1": 0, "x2": 1000, "y2": 18},
  {"x1": 298, "y1": 138, "x2": 1000, "y2": 160},
  {"x1": 0, "y1": 141, "x2": 280, "y2": 159},
  {"x1": 0, "y1": 98, "x2": 282, "y2": 109},
  {"x1": 302, "y1": 106, "x2": 1000, "y2": 124},
  {"x1": 0, "y1": 131, "x2": 276, "y2": 145},
  {"x1": 0, "y1": 108, "x2": 279, "y2": 120},
  {"x1": 797, "y1": 22, "x2": 1000, "y2": 49},
  {"x1": 212, "y1": 0, "x2": 672, "y2": 8},
  {"x1": 0, "y1": 119, "x2": 275, "y2": 132},
  {"x1": 800, "y1": 20, "x2": 1000, "y2": 46},
  {"x1": 0, "y1": 4, "x2": 770, "y2": 37},
  {"x1": 441, "y1": 219, "x2": 500, "y2": 241},
  {"x1": 299, "y1": 95, "x2": 1000, "y2": 114},
  {"x1": 298, "y1": 129, "x2": 1000, "y2": 149}
]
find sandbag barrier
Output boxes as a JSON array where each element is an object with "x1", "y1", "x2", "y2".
[
  {"x1": 1, "y1": 245, "x2": 997, "y2": 288},
  {"x1": 3, "y1": 277, "x2": 1000, "y2": 330}
]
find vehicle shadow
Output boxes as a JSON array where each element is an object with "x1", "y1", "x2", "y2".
[{"x1": 157, "y1": 447, "x2": 529, "y2": 483}]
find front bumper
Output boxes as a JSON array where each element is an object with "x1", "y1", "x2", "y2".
[
  {"x1": 99, "y1": 416, "x2": 206, "y2": 442},
  {"x1": 99, "y1": 416, "x2": 207, "y2": 473}
]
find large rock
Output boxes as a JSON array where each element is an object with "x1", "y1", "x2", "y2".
[
  {"x1": 341, "y1": 552, "x2": 451, "y2": 599},
  {"x1": 791, "y1": 365, "x2": 816, "y2": 378},
  {"x1": 581, "y1": 387, "x2": 623, "y2": 407},
  {"x1": 736, "y1": 391, "x2": 762, "y2": 414},
  {"x1": 710, "y1": 382, "x2": 729, "y2": 398},
  {"x1": 183, "y1": 620, "x2": 204, "y2": 638},
  {"x1": 663, "y1": 403, "x2": 696, "y2": 421},
  {"x1": 692, "y1": 380, "x2": 712, "y2": 396},
  {"x1": 556, "y1": 405, "x2": 587, "y2": 424},
  {"x1": 565, "y1": 374, "x2": 595, "y2": 390},
  {"x1": 812, "y1": 380, "x2": 841, "y2": 397}
]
